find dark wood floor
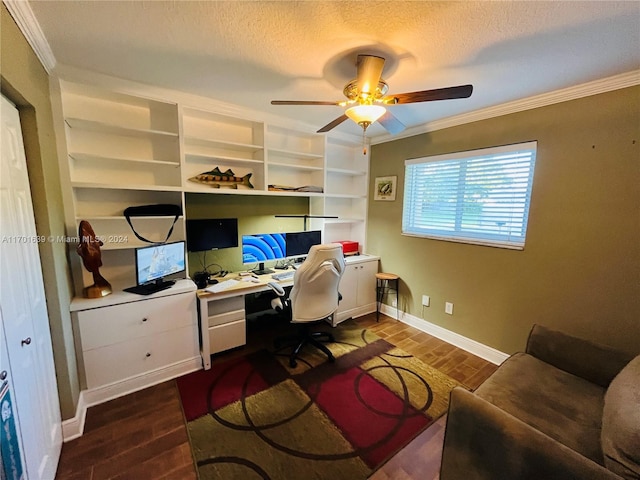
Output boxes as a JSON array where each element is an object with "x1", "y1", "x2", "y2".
[{"x1": 55, "y1": 313, "x2": 497, "y2": 479}]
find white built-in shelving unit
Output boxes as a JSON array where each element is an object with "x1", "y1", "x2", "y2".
[
  {"x1": 311, "y1": 136, "x2": 369, "y2": 245},
  {"x1": 55, "y1": 78, "x2": 369, "y2": 296},
  {"x1": 59, "y1": 81, "x2": 186, "y2": 292}
]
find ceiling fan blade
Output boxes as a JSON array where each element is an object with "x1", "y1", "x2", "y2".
[
  {"x1": 378, "y1": 110, "x2": 406, "y2": 135},
  {"x1": 384, "y1": 84, "x2": 473, "y2": 104},
  {"x1": 271, "y1": 100, "x2": 342, "y2": 106},
  {"x1": 317, "y1": 114, "x2": 349, "y2": 133},
  {"x1": 356, "y1": 55, "x2": 385, "y2": 95}
]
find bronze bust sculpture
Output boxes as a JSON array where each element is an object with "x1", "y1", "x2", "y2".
[{"x1": 76, "y1": 220, "x2": 112, "y2": 298}]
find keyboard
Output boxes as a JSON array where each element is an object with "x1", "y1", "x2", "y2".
[
  {"x1": 204, "y1": 279, "x2": 240, "y2": 293},
  {"x1": 271, "y1": 270, "x2": 295, "y2": 281},
  {"x1": 124, "y1": 281, "x2": 175, "y2": 296}
]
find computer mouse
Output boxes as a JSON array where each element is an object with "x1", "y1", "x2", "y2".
[{"x1": 208, "y1": 278, "x2": 219, "y2": 285}]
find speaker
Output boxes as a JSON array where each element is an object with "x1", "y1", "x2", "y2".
[{"x1": 193, "y1": 271, "x2": 209, "y2": 289}]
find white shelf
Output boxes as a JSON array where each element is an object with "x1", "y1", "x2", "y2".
[
  {"x1": 66, "y1": 117, "x2": 178, "y2": 139},
  {"x1": 184, "y1": 152, "x2": 264, "y2": 166},
  {"x1": 326, "y1": 167, "x2": 367, "y2": 176},
  {"x1": 184, "y1": 136, "x2": 263, "y2": 153},
  {"x1": 324, "y1": 192, "x2": 366, "y2": 199},
  {"x1": 268, "y1": 162, "x2": 324, "y2": 172},
  {"x1": 70, "y1": 182, "x2": 183, "y2": 192},
  {"x1": 324, "y1": 217, "x2": 365, "y2": 224},
  {"x1": 184, "y1": 184, "x2": 324, "y2": 197},
  {"x1": 77, "y1": 215, "x2": 180, "y2": 221},
  {"x1": 267, "y1": 148, "x2": 324, "y2": 160},
  {"x1": 69, "y1": 152, "x2": 179, "y2": 167}
]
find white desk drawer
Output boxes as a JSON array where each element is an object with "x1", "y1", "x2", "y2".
[
  {"x1": 208, "y1": 308, "x2": 245, "y2": 328},
  {"x1": 207, "y1": 296, "x2": 244, "y2": 316},
  {"x1": 209, "y1": 319, "x2": 245, "y2": 354},
  {"x1": 83, "y1": 325, "x2": 198, "y2": 389},
  {"x1": 78, "y1": 292, "x2": 196, "y2": 351}
]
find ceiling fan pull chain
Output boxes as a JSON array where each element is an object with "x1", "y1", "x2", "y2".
[{"x1": 362, "y1": 127, "x2": 367, "y2": 155}]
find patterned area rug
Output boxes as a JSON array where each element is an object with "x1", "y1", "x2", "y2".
[{"x1": 177, "y1": 325, "x2": 461, "y2": 479}]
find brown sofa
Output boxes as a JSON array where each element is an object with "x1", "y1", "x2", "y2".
[{"x1": 440, "y1": 324, "x2": 639, "y2": 480}]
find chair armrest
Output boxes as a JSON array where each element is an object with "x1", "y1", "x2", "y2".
[
  {"x1": 440, "y1": 387, "x2": 620, "y2": 480},
  {"x1": 526, "y1": 324, "x2": 633, "y2": 387}
]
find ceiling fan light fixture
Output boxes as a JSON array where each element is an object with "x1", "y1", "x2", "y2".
[{"x1": 345, "y1": 104, "x2": 386, "y2": 126}]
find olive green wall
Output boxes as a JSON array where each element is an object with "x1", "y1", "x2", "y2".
[
  {"x1": 1, "y1": 5, "x2": 79, "y2": 419},
  {"x1": 368, "y1": 86, "x2": 640, "y2": 356},
  {"x1": 185, "y1": 193, "x2": 309, "y2": 275}
]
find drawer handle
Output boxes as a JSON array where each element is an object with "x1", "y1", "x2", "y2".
[
  {"x1": 142, "y1": 317, "x2": 148, "y2": 323},
  {"x1": 145, "y1": 352, "x2": 151, "y2": 358},
  {"x1": 21, "y1": 337, "x2": 32, "y2": 347}
]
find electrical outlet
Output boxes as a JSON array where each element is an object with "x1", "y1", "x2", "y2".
[
  {"x1": 392, "y1": 298, "x2": 397, "y2": 307},
  {"x1": 445, "y1": 302, "x2": 454, "y2": 315},
  {"x1": 422, "y1": 295, "x2": 430, "y2": 307}
]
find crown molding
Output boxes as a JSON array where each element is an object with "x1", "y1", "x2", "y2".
[
  {"x1": 371, "y1": 70, "x2": 640, "y2": 145},
  {"x1": 3, "y1": 0, "x2": 56, "y2": 73}
]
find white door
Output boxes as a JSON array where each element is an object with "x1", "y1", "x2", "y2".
[
  {"x1": 1, "y1": 309, "x2": 27, "y2": 479},
  {"x1": 1, "y1": 94, "x2": 62, "y2": 479}
]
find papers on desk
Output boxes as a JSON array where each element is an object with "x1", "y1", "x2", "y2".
[{"x1": 204, "y1": 279, "x2": 240, "y2": 293}]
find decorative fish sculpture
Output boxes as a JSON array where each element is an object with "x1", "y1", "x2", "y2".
[{"x1": 189, "y1": 167, "x2": 254, "y2": 189}]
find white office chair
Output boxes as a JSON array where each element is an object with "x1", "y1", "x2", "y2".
[{"x1": 270, "y1": 243, "x2": 346, "y2": 367}]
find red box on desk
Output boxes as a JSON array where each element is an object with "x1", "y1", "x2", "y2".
[{"x1": 336, "y1": 240, "x2": 359, "y2": 256}]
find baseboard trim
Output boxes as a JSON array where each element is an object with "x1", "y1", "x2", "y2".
[
  {"x1": 61, "y1": 356, "x2": 201, "y2": 441},
  {"x1": 61, "y1": 391, "x2": 87, "y2": 442},
  {"x1": 335, "y1": 303, "x2": 376, "y2": 323},
  {"x1": 379, "y1": 304, "x2": 509, "y2": 365}
]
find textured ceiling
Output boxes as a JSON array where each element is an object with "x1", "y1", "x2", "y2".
[{"x1": 28, "y1": 1, "x2": 640, "y2": 138}]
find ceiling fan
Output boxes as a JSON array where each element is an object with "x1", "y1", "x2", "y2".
[{"x1": 271, "y1": 54, "x2": 473, "y2": 139}]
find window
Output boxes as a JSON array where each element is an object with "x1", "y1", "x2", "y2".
[{"x1": 402, "y1": 141, "x2": 537, "y2": 249}]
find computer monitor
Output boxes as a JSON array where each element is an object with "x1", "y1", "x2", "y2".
[
  {"x1": 186, "y1": 218, "x2": 238, "y2": 252},
  {"x1": 241, "y1": 232, "x2": 286, "y2": 275},
  {"x1": 135, "y1": 240, "x2": 186, "y2": 288},
  {"x1": 285, "y1": 230, "x2": 321, "y2": 258}
]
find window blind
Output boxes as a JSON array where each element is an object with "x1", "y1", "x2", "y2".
[{"x1": 402, "y1": 141, "x2": 537, "y2": 249}]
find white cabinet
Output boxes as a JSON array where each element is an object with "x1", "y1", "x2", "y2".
[
  {"x1": 334, "y1": 256, "x2": 379, "y2": 324},
  {"x1": 72, "y1": 280, "x2": 199, "y2": 395}
]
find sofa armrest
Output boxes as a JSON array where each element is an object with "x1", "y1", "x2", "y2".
[
  {"x1": 440, "y1": 387, "x2": 620, "y2": 480},
  {"x1": 526, "y1": 324, "x2": 633, "y2": 388}
]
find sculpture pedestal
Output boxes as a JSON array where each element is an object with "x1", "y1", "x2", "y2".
[{"x1": 83, "y1": 282, "x2": 112, "y2": 299}]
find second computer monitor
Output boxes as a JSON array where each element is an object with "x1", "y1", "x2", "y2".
[{"x1": 286, "y1": 230, "x2": 321, "y2": 258}]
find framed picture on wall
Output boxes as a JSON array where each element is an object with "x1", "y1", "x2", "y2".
[{"x1": 374, "y1": 176, "x2": 397, "y2": 201}]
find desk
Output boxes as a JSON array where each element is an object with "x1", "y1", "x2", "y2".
[
  {"x1": 196, "y1": 255, "x2": 379, "y2": 370},
  {"x1": 197, "y1": 270, "x2": 295, "y2": 369}
]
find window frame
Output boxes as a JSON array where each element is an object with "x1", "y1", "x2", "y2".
[{"x1": 402, "y1": 141, "x2": 537, "y2": 250}]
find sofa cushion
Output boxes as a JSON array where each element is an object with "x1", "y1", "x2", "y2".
[
  {"x1": 475, "y1": 352, "x2": 607, "y2": 464},
  {"x1": 602, "y1": 355, "x2": 640, "y2": 479}
]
